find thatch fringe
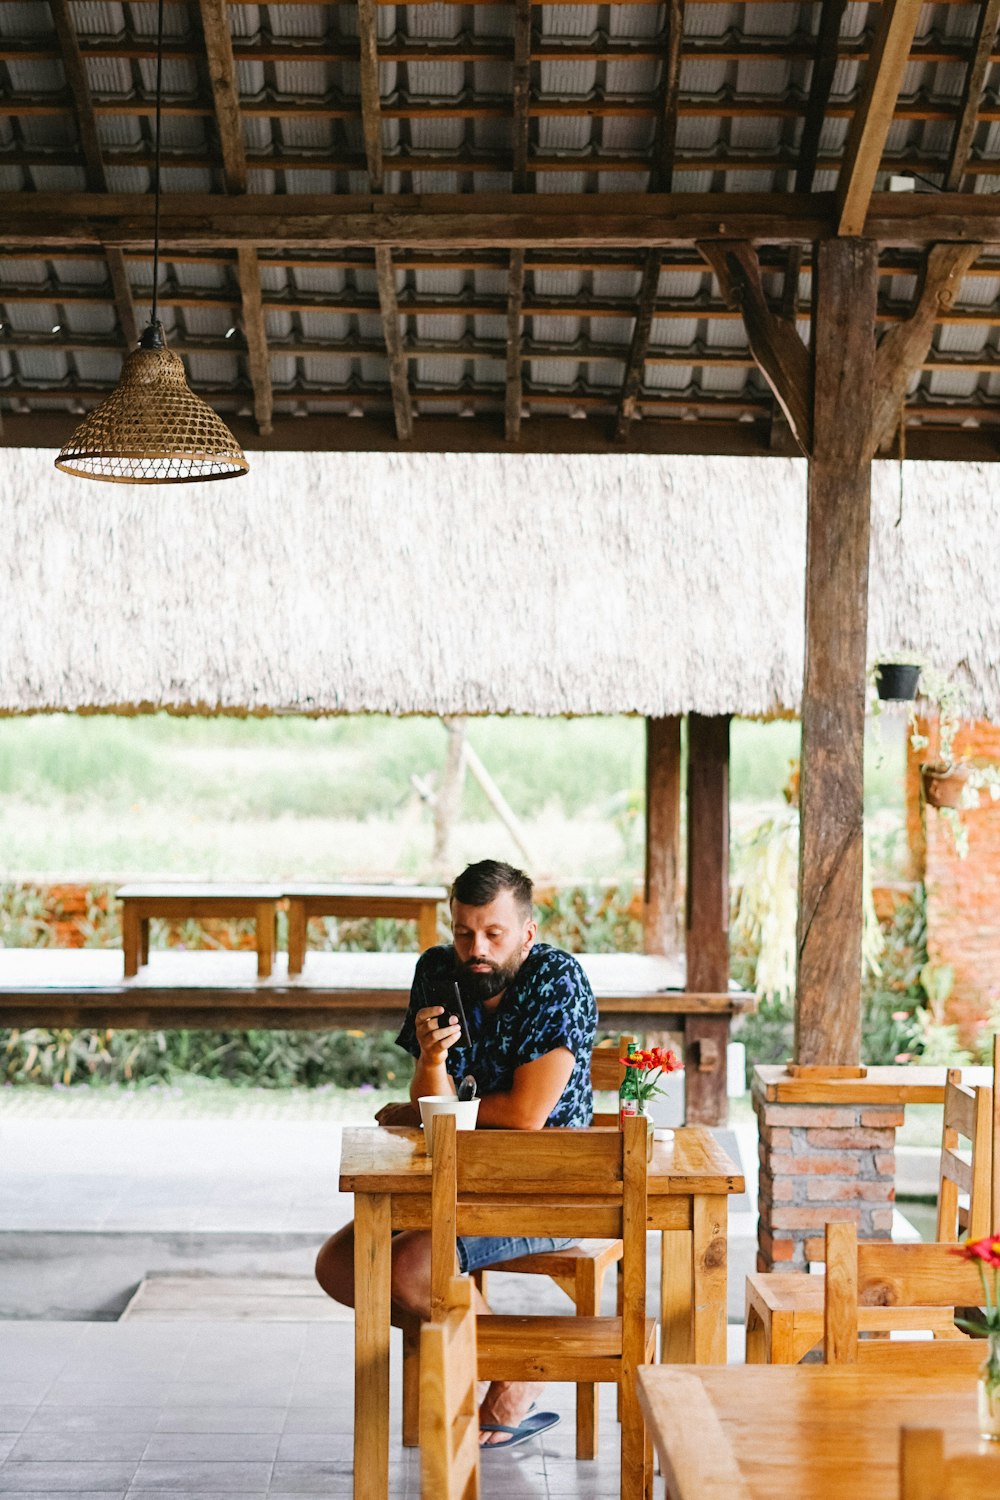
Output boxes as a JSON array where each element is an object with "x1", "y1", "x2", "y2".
[{"x1": 0, "y1": 449, "x2": 998, "y2": 718}]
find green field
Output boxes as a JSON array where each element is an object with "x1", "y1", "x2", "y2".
[{"x1": 0, "y1": 711, "x2": 907, "y2": 881}]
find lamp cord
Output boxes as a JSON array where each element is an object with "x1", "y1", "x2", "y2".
[{"x1": 150, "y1": 0, "x2": 164, "y2": 329}]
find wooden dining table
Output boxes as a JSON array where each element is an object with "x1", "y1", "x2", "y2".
[
  {"x1": 339, "y1": 1123, "x2": 744, "y2": 1500},
  {"x1": 636, "y1": 1364, "x2": 990, "y2": 1500}
]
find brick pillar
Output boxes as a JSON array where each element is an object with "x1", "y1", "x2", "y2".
[{"x1": 753, "y1": 1080, "x2": 901, "y2": 1272}]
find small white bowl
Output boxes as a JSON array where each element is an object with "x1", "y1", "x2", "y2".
[{"x1": 418, "y1": 1095, "x2": 481, "y2": 1153}]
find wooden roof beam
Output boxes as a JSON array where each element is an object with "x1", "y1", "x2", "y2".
[
  {"x1": 359, "y1": 0, "x2": 411, "y2": 441},
  {"x1": 700, "y1": 241, "x2": 812, "y2": 455},
  {"x1": 779, "y1": 0, "x2": 848, "y2": 321},
  {"x1": 48, "y1": 0, "x2": 138, "y2": 350},
  {"x1": 943, "y1": 0, "x2": 1000, "y2": 191},
  {"x1": 504, "y1": 0, "x2": 530, "y2": 442},
  {"x1": 197, "y1": 0, "x2": 272, "y2": 433},
  {"x1": 614, "y1": 0, "x2": 684, "y2": 440},
  {"x1": 871, "y1": 241, "x2": 983, "y2": 454},
  {"x1": 836, "y1": 0, "x2": 924, "y2": 237},
  {"x1": 8, "y1": 190, "x2": 1000, "y2": 249}
]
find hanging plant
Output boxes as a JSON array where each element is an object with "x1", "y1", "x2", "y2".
[
  {"x1": 910, "y1": 665, "x2": 1000, "y2": 856},
  {"x1": 873, "y1": 660, "x2": 922, "y2": 702}
]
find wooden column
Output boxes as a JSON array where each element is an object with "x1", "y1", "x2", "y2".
[
  {"x1": 685, "y1": 713, "x2": 731, "y2": 1124},
  {"x1": 795, "y1": 238, "x2": 878, "y2": 1066},
  {"x1": 644, "y1": 715, "x2": 681, "y2": 956}
]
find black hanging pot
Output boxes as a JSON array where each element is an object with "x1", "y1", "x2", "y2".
[{"x1": 874, "y1": 662, "x2": 921, "y2": 701}]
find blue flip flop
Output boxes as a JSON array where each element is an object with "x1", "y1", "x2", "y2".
[{"x1": 479, "y1": 1410, "x2": 561, "y2": 1451}]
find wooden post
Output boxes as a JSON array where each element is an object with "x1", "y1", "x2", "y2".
[
  {"x1": 685, "y1": 713, "x2": 731, "y2": 1124},
  {"x1": 644, "y1": 715, "x2": 681, "y2": 957},
  {"x1": 795, "y1": 238, "x2": 878, "y2": 1066}
]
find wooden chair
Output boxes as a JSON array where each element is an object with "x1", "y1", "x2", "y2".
[
  {"x1": 430, "y1": 1111, "x2": 656, "y2": 1500},
  {"x1": 822, "y1": 1221, "x2": 985, "y2": 1369},
  {"x1": 937, "y1": 1066, "x2": 994, "y2": 1242},
  {"x1": 403, "y1": 1035, "x2": 634, "y2": 1458},
  {"x1": 420, "y1": 1274, "x2": 480, "y2": 1500},
  {"x1": 745, "y1": 1071, "x2": 994, "y2": 1365},
  {"x1": 900, "y1": 1427, "x2": 1000, "y2": 1499}
]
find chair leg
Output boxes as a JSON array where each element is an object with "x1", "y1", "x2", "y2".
[
  {"x1": 619, "y1": 1371, "x2": 646, "y2": 1500},
  {"x1": 616, "y1": 1257, "x2": 624, "y2": 1423},
  {"x1": 401, "y1": 1312, "x2": 421, "y2": 1447},
  {"x1": 573, "y1": 1258, "x2": 600, "y2": 1460}
]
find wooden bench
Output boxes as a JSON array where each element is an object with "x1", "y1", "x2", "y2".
[
  {"x1": 283, "y1": 883, "x2": 445, "y2": 974},
  {"x1": 117, "y1": 883, "x2": 283, "y2": 979}
]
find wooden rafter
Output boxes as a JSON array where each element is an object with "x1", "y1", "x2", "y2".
[
  {"x1": 48, "y1": 0, "x2": 138, "y2": 349},
  {"x1": 943, "y1": 0, "x2": 1000, "y2": 191},
  {"x1": 836, "y1": 0, "x2": 924, "y2": 237},
  {"x1": 374, "y1": 247, "x2": 413, "y2": 441},
  {"x1": 504, "y1": 250, "x2": 525, "y2": 443},
  {"x1": 7, "y1": 409, "x2": 1000, "y2": 463},
  {"x1": 614, "y1": 252, "x2": 663, "y2": 442},
  {"x1": 358, "y1": 0, "x2": 411, "y2": 441},
  {"x1": 197, "y1": 0, "x2": 272, "y2": 433},
  {"x1": 614, "y1": 0, "x2": 685, "y2": 440},
  {"x1": 0, "y1": 190, "x2": 988, "y2": 250},
  {"x1": 779, "y1": 0, "x2": 848, "y2": 320},
  {"x1": 871, "y1": 241, "x2": 983, "y2": 454},
  {"x1": 699, "y1": 241, "x2": 813, "y2": 455},
  {"x1": 504, "y1": 0, "x2": 531, "y2": 443}
]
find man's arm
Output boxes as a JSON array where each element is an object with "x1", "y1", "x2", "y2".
[{"x1": 473, "y1": 1047, "x2": 575, "y2": 1130}]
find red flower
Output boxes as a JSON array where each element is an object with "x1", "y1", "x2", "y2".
[
  {"x1": 624, "y1": 1047, "x2": 682, "y2": 1074},
  {"x1": 954, "y1": 1234, "x2": 1000, "y2": 1270}
]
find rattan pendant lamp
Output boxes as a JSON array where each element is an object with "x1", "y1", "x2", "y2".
[{"x1": 55, "y1": 0, "x2": 248, "y2": 483}]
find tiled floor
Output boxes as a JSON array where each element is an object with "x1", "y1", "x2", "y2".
[
  {"x1": 0, "y1": 1096, "x2": 757, "y2": 1495},
  {"x1": 0, "y1": 1320, "x2": 619, "y2": 1498}
]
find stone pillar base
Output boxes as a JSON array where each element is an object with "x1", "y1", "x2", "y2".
[{"x1": 752, "y1": 1078, "x2": 900, "y2": 1273}]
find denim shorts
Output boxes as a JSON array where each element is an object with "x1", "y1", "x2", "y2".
[{"x1": 456, "y1": 1234, "x2": 576, "y2": 1274}]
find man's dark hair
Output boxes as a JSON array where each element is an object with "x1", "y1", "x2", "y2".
[{"x1": 450, "y1": 860, "x2": 533, "y2": 920}]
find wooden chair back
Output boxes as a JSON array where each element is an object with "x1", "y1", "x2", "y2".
[
  {"x1": 823, "y1": 1222, "x2": 986, "y2": 1369},
  {"x1": 936, "y1": 1070, "x2": 993, "y2": 1243},
  {"x1": 420, "y1": 1274, "x2": 480, "y2": 1500},
  {"x1": 429, "y1": 1111, "x2": 649, "y2": 1348},
  {"x1": 900, "y1": 1427, "x2": 1000, "y2": 1499}
]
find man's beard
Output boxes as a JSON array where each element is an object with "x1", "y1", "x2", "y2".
[{"x1": 455, "y1": 951, "x2": 524, "y2": 1003}]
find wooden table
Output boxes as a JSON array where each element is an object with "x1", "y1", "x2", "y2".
[
  {"x1": 283, "y1": 882, "x2": 445, "y2": 974},
  {"x1": 339, "y1": 1124, "x2": 744, "y2": 1500},
  {"x1": 636, "y1": 1365, "x2": 987, "y2": 1500},
  {"x1": 117, "y1": 883, "x2": 283, "y2": 979}
]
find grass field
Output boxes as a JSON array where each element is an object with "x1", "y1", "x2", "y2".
[{"x1": 0, "y1": 711, "x2": 908, "y2": 881}]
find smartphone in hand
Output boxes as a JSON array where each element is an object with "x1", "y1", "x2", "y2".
[{"x1": 430, "y1": 979, "x2": 471, "y2": 1048}]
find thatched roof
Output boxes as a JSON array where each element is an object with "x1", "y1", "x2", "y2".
[{"x1": 1, "y1": 448, "x2": 999, "y2": 719}]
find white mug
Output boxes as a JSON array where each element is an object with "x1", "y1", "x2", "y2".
[{"x1": 418, "y1": 1095, "x2": 481, "y2": 1153}]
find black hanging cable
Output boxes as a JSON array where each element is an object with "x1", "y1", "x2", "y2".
[{"x1": 142, "y1": 0, "x2": 165, "y2": 347}]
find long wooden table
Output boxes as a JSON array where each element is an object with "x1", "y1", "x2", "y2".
[
  {"x1": 636, "y1": 1365, "x2": 987, "y2": 1500},
  {"x1": 339, "y1": 1123, "x2": 744, "y2": 1500},
  {"x1": 117, "y1": 882, "x2": 283, "y2": 978}
]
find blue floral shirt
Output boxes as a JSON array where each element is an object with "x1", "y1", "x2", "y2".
[{"x1": 396, "y1": 943, "x2": 596, "y2": 1126}]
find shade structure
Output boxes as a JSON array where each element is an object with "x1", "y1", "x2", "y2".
[{"x1": 54, "y1": 333, "x2": 249, "y2": 485}]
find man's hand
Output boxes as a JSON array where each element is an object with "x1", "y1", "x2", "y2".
[
  {"x1": 374, "y1": 1101, "x2": 421, "y2": 1127},
  {"x1": 414, "y1": 1005, "x2": 461, "y2": 1064}
]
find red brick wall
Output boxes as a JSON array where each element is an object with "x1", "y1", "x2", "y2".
[{"x1": 907, "y1": 717, "x2": 1000, "y2": 1037}]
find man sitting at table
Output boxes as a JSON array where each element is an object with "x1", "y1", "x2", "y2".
[{"x1": 315, "y1": 857, "x2": 597, "y2": 1449}]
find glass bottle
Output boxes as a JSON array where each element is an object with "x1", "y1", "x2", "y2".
[
  {"x1": 979, "y1": 1331, "x2": 1000, "y2": 1441},
  {"x1": 618, "y1": 1064, "x2": 641, "y2": 1128}
]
